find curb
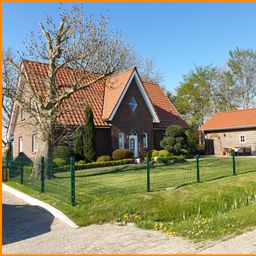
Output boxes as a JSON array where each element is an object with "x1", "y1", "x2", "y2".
[{"x1": 2, "y1": 183, "x2": 79, "y2": 229}]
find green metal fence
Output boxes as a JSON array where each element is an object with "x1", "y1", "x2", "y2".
[
  {"x1": 3, "y1": 155, "x2": 74, "y2": 205},
  {"x1": 3, "y1": 154, "x2": 256, "y2": 206}
]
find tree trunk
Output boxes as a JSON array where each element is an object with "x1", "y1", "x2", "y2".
[{"x1": 30, "y1": 133, "x2": 54, "y2": 180}]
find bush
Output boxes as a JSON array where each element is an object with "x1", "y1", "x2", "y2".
[
  {"x1": 157, "y1": 157, "x2": 169, "y2": 164},
  {"x1": 53, "y1": 158, "x2": 66, "y2": 167},
  {"x1": 56, "y1": 158, "x2": 134, "y2": 172},
  {"x1": 158, "y1": 150, "x2": 170, "y2": 158},
  {"x1": 160, "y1": 125, "x2": 189, "y2": 156},
  {"x1": 97, "y1": 155, "x2": 112, "y2": 162},
  {"x1": 53, "y1": 146, "x2": 73, "y2": 160},
  {"x1": 151, "y1": 150, "x2": 159, "y2": 158},
  {"x1": 171, "y1": 155, "x2": 187, "y2": 163},
  {"x1": 75, "y1": 158, "x2": 134, "y2": 170},
  {"x1": 112, "y1": 149, "x2": 132, "y2": 160}
]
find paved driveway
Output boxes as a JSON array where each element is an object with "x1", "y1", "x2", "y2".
[{"x1": 2, "y1": 190, "x2": 256, "y2": 254}]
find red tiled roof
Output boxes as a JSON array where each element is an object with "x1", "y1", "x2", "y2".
[
  {"x1": 144, "y1": 82, "x2": 188, "y2": 128},
  {"x1": 102, "y1": 67, "x2": 135, "y2": 119},
  {"x1": 22, "y1": 60, "x2": 187, "y2": 128},
  {"x1": 200, "y1": 108, "x2": 256, "y2": 131}
]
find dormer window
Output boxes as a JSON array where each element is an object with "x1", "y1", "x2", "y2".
[{"x1": 129, "y1": 96, "x2": 137, "y2": 112}]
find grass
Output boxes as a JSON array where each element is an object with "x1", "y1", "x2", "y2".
[{"x1": 5, "y1": 156, "x2": 256, "y2": 241}]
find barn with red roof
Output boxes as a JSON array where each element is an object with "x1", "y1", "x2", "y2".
[{"x1": 200, "y1": 109, "x2": 256, "y2": 155}]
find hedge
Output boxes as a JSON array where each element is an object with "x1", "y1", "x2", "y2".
[
  {"x1": 56, "y1": 158, "x2": 134, "y2": 172},
  {"x1": 112, "y1": 149, "x2": 132, "y2": 160}
]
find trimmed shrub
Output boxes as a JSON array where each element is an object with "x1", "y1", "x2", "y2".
[
  {"x1": 53, "y1": 146, "x2": 73, "y2": 160},
  {"x1": 170, "y1": 155, "x2": 187, "y2": 163},
  {"x1": 56, "y1": 158, "x2": 134, "y2": 172},
  {"x1": 158, "y1": 150, "x2": 170, "y2": 158},
  {"x1": 160, "y1": 125, "x2": 189, "y2": 155},
  {"x1": 53, "y1": 158, "x2": 66, "y2": 167},
  {"x1": 97, "y1": 155, "x2": 112, "y2": 162},
  {"x1": 83, "y1": 106, "x2": 96, "y2": 162},
  {"x1": 157, "y1": 157, "x2": 169, "y2": 164},
  {"x1": 151, "y1": 150, "x2": 159, "y2": 158},
  {"x1": 112, "y1": 149, "x2": 132, "y2": 160}
]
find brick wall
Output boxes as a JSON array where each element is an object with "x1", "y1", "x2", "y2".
[
  {"x1": 95, "y1": 128, "x2": 112, "y2": 156},
  {"x1": 12, "y1": 110, "x2": 37, "y2": 160},
  {"x1": 205, "y1": 128, "x2": 256, "y2": 155},
  {"x1": 153, "y1": 129, "x2": 165, "y2": 150},
  {"x1": 111, "y1": 78, "x2": 154, "y2": 156}
]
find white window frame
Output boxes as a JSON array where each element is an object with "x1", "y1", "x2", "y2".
[
  {"x1": 143, "y1": 133, "x2": 148, "y2": 148},
  {"x1": 239, "y1": 135, "x2": 246, "y2": 143},
  {"x1": 18, "y1": 136, "x2": 23, "y2": 153},
  {"x1": 119, "y1": 132, "x2": 124, "y2": 148},
  {"x1": 32, "y1": 134, "x2": 37, "y2": 152},
  {"x1": 31, "y1": 98, "x2": 36, "y2": 110},
  {"x1": 20, "y1": 109, "x2": 25, "y2": 120},
  {"x1": 129, "y1": 96, "x2": 138, "y2": 112}
]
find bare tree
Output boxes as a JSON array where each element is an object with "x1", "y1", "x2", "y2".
[
  {"x1": 2, "y1": 5, "x2": 137, "y2": 179},
  {"x1": 228, "y1": 48, "x2": 256, "y2": 109},
  {"x1": 139, "y1": 58, "x2": 164, "y2": 84}
]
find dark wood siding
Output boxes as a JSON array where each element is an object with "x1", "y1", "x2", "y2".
[
  {"x1": 153, "y1": 130, "x2": 165, "y2": 150},
  {"x1": 95, "y1": 128, "x2": 112, "y2": 156}
]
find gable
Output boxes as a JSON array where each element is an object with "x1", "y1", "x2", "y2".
[
  {"x1": 112, "y1": 77, "x2": 153, "y2": 122},
  {"x1": 104, "y1": 69, "x2": 160, "y2": 123}
]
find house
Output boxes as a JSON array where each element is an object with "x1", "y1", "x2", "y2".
[
  {"x1": 8, "y1": 60, "x2": 188, "y2": 159},
  {"x1": 200, "y1": 108, "x2": 256, "y2": 155}
]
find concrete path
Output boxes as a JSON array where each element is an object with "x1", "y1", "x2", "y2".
[{"x1": 2, "y1": 190, "x2": 256, "y2": 254}]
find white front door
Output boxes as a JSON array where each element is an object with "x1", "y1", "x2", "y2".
[{"x1": 129, "y1": 135, "x2": 138, "y2": 157}]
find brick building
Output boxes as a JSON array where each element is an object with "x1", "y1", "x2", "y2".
[
  {"x1": 8, "y1": 60, "x2": 187, "y2": 159},
  {"x1": 200, "y1": 109, "x2": 256, "y2": 155}
]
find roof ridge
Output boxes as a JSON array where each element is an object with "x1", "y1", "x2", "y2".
[
  {"x1": 218, "y1": 108, "x2": 256, "y2": 114},
  {"x1": 142, "y1": 81, "x2": 161, "y2": 86},
  {"x1": 109, "y1": 66, "x2": 136, "y2": 78}
]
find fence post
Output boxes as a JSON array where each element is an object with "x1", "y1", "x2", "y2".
[
  {"x1": 146, "y1": 158, "x2": 150, "y2": 192},
  {"x1": 40, "y1": 157, "x2": 45, "y2": 193},
  {"x1": 70, "y1": 156, "x2": 75, "y2": 206},
  {"x1": 4, "y1": 157, "x2": 8, "y2": 182},
  {"x1": 19, "y1": 167, "x2": 23, "y2": 184},
  {"x1": 19, "y1": 157, "x2": 23, "y2": 184},
  {"x1": 8, "y1": 155, "x2": 12, "y2": 181},
  {"x1": 232, "y1": 152, "x2": 236, "y2": 176},
  {"x1": 196, "y1": 154, "x2": 200, "y2": 183}
]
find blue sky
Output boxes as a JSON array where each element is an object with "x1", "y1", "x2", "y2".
[{"x1": 3, "y1": 2, "x2": 256, "y2": 92}]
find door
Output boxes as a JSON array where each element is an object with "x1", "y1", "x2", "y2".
[
  {"x1": 205, "y1": 139, "x2": 215, "y2": 155},
  {"x1": 129, "y1": 135, "x2": 138, "y2": 157}
]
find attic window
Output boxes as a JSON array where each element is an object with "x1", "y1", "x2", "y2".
[{"x1": 129, "y1": 96, "x2": 137, "y2": 112}]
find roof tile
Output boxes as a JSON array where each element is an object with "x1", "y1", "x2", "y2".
[
  {"x1": 22, "y1": 60, "x2": 187, "y2": 128},
  {"x1": 200, "y1": 108, "x2": 256, "y2": 131}
]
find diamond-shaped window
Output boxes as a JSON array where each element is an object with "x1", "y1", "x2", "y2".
[{"x1": 129, "y1": 96, "x2": 138, "y2": 112}]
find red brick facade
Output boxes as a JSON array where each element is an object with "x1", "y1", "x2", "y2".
[
  {"x1": 10, "y1": 61, "x2": 187, "y2": 160},
  {"x1": 110, "y1": 78, "x2": 153, "y2": 156},
  {"x1": 12, "y1": 111, "x2": 37, "y2": 160}
]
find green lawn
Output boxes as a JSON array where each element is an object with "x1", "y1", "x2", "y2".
[{"x1": 5, "y1": 156, "x2": 256, "y2": 241}]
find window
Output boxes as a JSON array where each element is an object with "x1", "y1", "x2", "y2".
[
  {"x1": 119, "y1": 132, "x2": 124, "y2": 148},
  {"x1": 143, "y1": 133, "x2": 148, "y2": 148},
  {"x1": 18, "y1": 136, "x2": 23, "y2": 153},
  {"x1": 30, "y1": 99, "x2": 36, "y2": 110},
  {"x1": 20, "y1": 109, "x2": 25, "y2": 120},
  {"x1": 32, "y1": 134, "x2": 37, "y2": 152},
  {"x1": 240, "y1": 135, "x2": 246, "y2": 143},
  {"x1": 129, "y1": 96, "x2": 138, "y2": 112}
]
